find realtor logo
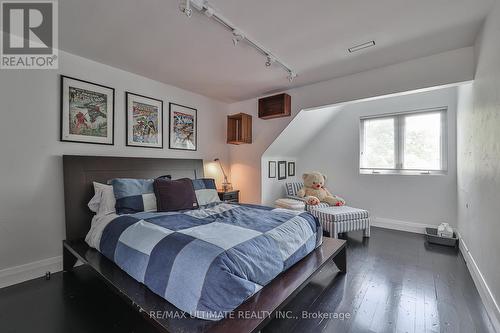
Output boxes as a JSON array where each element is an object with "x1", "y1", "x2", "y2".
[{"x1": 1, "y1": 1, "x2": 58, "y2": 69}]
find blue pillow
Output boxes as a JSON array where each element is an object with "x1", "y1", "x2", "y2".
[
  {"x1": 110, "y1": 178, "x2": 157, "y2": 214},
  {"x1": 191, "y1": 178, "x2": 221, "y2": 206}
]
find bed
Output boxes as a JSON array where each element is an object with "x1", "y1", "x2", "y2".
[{"x1": 62, "y1": 155, "x2": 346, "y2": 333}]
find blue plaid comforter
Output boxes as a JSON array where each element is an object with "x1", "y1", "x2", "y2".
[{"x1": 98, "y1": 203, "x2": 322, "y2": 320}]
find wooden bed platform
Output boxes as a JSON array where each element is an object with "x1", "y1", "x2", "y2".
[
  {"x1": 62, "y1": 155, "x2": 346, "y2": 333},
  {"x1": 63, "y1": 237, "x2": 345, "y2": 333}
]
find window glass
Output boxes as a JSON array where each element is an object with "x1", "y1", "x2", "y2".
[
  {"x1": 403, "y1": 112, "x2": 441, "y2": 170},
  {"x1": 362, "y1": 117, "x2": 395, "y2": 169}
]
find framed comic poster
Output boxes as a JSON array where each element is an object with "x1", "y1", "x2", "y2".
[
  {"x1": 60, "y1": 75, "x2": 114, "y2": 145},
  {"x1": 169, "y1": 103, "x2": 197, "y2": 151},
  {"x1": 126, "y1": 92, "x2": 163, "y2": 149}
]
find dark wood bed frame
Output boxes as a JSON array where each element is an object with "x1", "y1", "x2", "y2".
[{"x1": 62, "y1": 155, "x2": 346, "y2": 333}]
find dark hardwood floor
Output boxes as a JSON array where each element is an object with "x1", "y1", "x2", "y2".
[{"x1": 0, "y1": 227, "x2": 494, "y2": 333}]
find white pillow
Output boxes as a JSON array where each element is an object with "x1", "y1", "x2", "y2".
[{"x1": 87, "y1": 182, "x2": 116, "y2": 216}]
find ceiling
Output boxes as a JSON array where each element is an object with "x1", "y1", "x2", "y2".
[{"x1": 59, "y1": 0, "x2": 494, "y2": 102}]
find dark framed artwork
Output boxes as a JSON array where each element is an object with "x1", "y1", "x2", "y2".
[
  {"x1": 268, "y1": 161, "x2": 277, "y2": 178},
  {"x1": 169, "y1": 102, "x2": 197, "y2": 151},
  {"x1": 278, "y1": 161, "x2": 287, "y2": 180},
  {"x1": 60, "y1": 75, "x2": 114, "y2": 145},
  {"x1": 126, "y1": 92, "x2": 163, "y2": 149},
  {"x1": 288, "y1": 162, "x2": 296, "y2": 176}
]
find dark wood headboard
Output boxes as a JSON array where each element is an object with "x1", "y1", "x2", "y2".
[{"x1": 62, "y1": 155, "x2": 204, "y2": 241}]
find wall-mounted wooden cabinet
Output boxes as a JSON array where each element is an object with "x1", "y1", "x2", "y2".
[
  {"x1": 258, "y1": 93, "x2": 291, "y2": 119},
  {"x1": 227, "y1": 113, "x2": 252, "y2": 144}
]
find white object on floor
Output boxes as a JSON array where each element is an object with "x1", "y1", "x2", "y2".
[
  {"x1": 310, "y1": 205, "x2": 371, "y2": 239},
  {"x1": 437, "y1": 223, "x2": 453, "y2": 238},
  {"x1": 274, "y1": 198, "x2": 306, "y2": 211}
]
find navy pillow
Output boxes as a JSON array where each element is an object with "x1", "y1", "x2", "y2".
[
  {"x1": 110, "y1": 178, "x2": 156, "y2": 214},
  {"x1": 154, "y1": 178, "x2": 199, "y2": 212},
  {"x1": 109, "y1": 176, "x2": 172, "y2": 214}
]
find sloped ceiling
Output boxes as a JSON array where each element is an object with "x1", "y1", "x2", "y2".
[{"x1": 264, "y1": 105, "x2": 343, "y2": 158}]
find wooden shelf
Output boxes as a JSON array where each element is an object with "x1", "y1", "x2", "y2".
[
  {"x1": 227, "y1": 113, "x2": 252, "y2": 145},
  {"x1": 258, "y1": 93, "x2": 291, "y2": 119}
]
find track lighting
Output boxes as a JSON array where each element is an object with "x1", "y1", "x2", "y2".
[{"x1": 179, "y1": 0, "x2": 297, "y2": 80}]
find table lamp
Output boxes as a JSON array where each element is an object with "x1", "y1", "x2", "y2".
[{"x1": 214, "y1": 158, "x2": 232, "y2": 192}]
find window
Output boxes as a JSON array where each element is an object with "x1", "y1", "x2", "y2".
[{"x1": 360, "y1": 108, "x2": 447, "y2": 175}]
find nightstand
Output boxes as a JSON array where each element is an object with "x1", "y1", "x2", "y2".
[{"x1": 218, "y1": 190, "x2": 239, "y2": 203}]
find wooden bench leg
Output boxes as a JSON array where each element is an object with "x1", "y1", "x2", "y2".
[
  {"x1": 333, "y1": 247, "x2": 346, "y2": 273},
  {"x1": 63, "y1": 244, "x2": 77, "y2": 272}
]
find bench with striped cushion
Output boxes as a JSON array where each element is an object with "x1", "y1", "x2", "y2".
[
  {"x1": 310, "y1": 206, "x2": 370, "y2": 239},
  {"x1": 284, "y1": 182, "x2": 371, "y2": 239}
]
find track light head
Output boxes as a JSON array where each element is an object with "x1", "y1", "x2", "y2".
[
  {"x1": 288, "y1": 71, "x2": 297, "y2": 82},
  {"x1": 265, "y1": 55, "x2": 276, "y2": 67},
  {"x1": 231, "y1": 29, "x2": 245, "y2": 46},
  {"x1": 179, "y1": 0, "x2": 208, "y2": 17},
  {"x1": 179, "y1": 0, "x2": 193, "y2": 17}
]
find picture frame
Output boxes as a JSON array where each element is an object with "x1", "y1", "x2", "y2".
[
  {"x1": 278, "y1": 161, "x2": 287, "y2": 180},
  {"x1": 126, "y1": 92, "x2": 163, "y2": 149},
  {"x1": 288, "y1": 162, "x2": 296, "y2": 176},
  {"x1": 60, "y1": 75, "x2": 114, "y2": 145},
  {"x1": 268, "y1": 161, "x2": 277, "y2": 178},
  {"x1": 169, "y1": 102, "x2": 197, "y2": 151}
]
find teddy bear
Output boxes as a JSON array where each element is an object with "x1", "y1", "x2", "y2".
[{"x1": 297, "y1": 172, "x2": 345, "y2": 206}]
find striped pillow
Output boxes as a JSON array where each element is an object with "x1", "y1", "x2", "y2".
[
  {"x1": 285, "y1": 182, "x2": 304, "y2": 196},
  {"x1": 191, "y1": 178, "x2": 221, "y2": 206},
  {"x1": 110, "y1": 178, "x2": 157, "y2": 214}
]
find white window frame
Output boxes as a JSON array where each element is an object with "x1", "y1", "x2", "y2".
[{"x1": 359, "y1": 107, "x2": 448, "y2": 175}]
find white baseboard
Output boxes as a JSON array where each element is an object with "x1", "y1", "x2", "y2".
[
  {"x1": 0, "y1": 256, "x2": 62, "y2": 289},
  {"x1": 371, "y1": 217, "x2": 435, "y2": 234},
  {"x1": 458, "y1": 232, "x2": 500, "y2": 332}
]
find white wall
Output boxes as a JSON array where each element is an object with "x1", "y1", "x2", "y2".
[
  {"x1": 457, "y1": 0, "x2": 500, "y2": 328},
  {"x1": 228, "y1": 47, "x2": 475, "y2": 204},
  {"x1": 261, "y1": 106, "x2": 343, "y2": 204},
  {"x1": 293, "y1": 87, "x2": 458, "y2": 227},
  {"x1": 0, "y1": 51, "x2": 229, "y2": 275}
]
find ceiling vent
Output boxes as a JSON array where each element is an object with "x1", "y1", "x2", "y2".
[{"x1": 348, "y1": 41, "x2": 376, "y2": 53}]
